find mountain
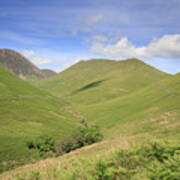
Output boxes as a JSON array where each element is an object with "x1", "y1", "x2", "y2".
[
  {"x1": 0, "y1": 65, "x2": 78, "y2": 172},
  {"x1": 41, "y1": 69, "x2": 57, "y2": 78},
  {"x1": 37, "y1": 58, "x2": 179, "y2": 138},
  {"x1": 0, "y1": 49, "x2": 56, "y2": 81},
  {"x1": 37, "y1": 58, "x2": 170, "y2": 105}
]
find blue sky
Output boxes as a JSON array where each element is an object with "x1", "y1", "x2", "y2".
[{"x1": 0, "y1": 0, "x2": 180, "y2": 74}]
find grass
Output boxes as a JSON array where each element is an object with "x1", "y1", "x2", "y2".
[
  {"x1": 0, "y1": 59, "x2": 179, "y2": 178},
  {"x1": 76, "y1": 73, "x2": 180, "y2": 139},
  {"x1": 0, "y1": 65, "x2": 79, "y2": 172}
]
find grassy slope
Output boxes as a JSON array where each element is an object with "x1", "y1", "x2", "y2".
[
  {"x1": 78, "y1": 73, "x2": 180, "y2": 139},
  {"x1": 0, "y1": 66, "x2": 79, "y2": 171},
  {"x1": 1, "y1": 62, "x2": 179, "y2": 179},
  {"x1": 37, "y1": 59, "x2": 169, "y2": 105}
]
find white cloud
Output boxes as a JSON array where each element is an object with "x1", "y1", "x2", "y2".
[
  {"x1": 144, "y1": 35, "x2": 180, "y2": 59},
  {"x1": 90, "y1": 34, "x2": 180, "y2": 60},
  {"x1": 21, "y1": 50, "x2": 52, "y2": 65}
]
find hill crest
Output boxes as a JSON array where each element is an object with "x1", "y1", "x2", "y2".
[{"x1": 37, "y1": 58, "x2": 170, "y2": 105}]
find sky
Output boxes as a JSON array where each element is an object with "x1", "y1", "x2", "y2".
[{"x1": 0, "y1": 0, "x2": 180, "y2": 74}]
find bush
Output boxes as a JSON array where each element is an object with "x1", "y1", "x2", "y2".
[
  {"x1": 27, "y1": 125, "x2": 103, "y2": 158},
  {"x1": 56, "y1": 136, "x2": 78, "y2": 154},
  {"x1": 57, "y1": 125, "x2": 103, "y2": 154},
  {"x1": 92, "y1": 140, "x2": 180, "y2": 180},
  {"x1": 27, "y1": 135, "x2": 56, "y2": 157}
]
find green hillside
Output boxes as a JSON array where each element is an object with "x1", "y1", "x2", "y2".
[
  {"x1": 78, "y1": 73, "x2": 180, "y2": 139},
  {"x1": 37, "y1": 59, "x2": 169, "y2": 105},
  {"x1": 36, "y1": 58, "x2": 179, "y2": 147},
  {"x1": 0, "y1": 65, "x2": 78, "y2": 172},
  {"x1": 0, "y1": 60, "x2": 179, "y2": 179},
  {"x1": 2, "y1": 73, "x2": 179, "y2": 179}
]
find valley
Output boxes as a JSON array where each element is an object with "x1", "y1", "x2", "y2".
[{"x1": 0, "y1": 50, "x2": 179, "y2": 179}]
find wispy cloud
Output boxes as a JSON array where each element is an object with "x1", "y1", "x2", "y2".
[
  {"x1": 21, "y1": 50, "x2": 52, "y2": 65},
  {"x1": 0, "y1": 32, "x2": 42, "y2": 45}
]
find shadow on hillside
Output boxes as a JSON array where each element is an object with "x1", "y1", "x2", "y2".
[{"x1": 72, "y1": 79, "x2": 105, "y2": 94}]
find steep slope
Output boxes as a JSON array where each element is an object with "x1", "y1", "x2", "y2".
[
  {"x1": 0, "y1": 49, "x2": 56, "y2": 81},
  {"x1": 78, "y1": 73, "x2": 180, "y2": 138},
  {"x1": 37, "y1": 59, "x2": 169, "y2": 105},
  {"x1": 0, "y1": 65, "x2": 78, "y2": 172}
]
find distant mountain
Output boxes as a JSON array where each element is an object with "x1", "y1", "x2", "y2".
[
  {"x1": 41, "y1": 69, "x2": 57, "y2": 78},
  {"x1": 37, "y1": 58, "x2": 170, "y2": 105},
  {"x1": 0, "y1": 49, "x2": 56, "y2": 81}
]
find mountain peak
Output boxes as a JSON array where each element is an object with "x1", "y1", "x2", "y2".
[{"x1": 0, "y1": 49, "x2": 56, "y2": 81}]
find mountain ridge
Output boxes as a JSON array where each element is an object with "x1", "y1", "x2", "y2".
[
  {"x1": 0, "y1": 49, "x2": 56, "y2": 81},
  {"x1": 37, "y1": 58, "x2": 170, "y2": 105}
]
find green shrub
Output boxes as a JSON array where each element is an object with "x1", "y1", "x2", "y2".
[
  {"x1": 94, "y1": 160, "x2": 116, "y2": 180},
  {"x1": 27, "y1": 125, "x2": 103, "y2": 158},
  {"x1": 56, "y1": 136, "x2": 79, "y2": 154},
  {"x1": 90, "y1": 140, "x2": 180, "y2": 180},
  {"x1": 27, "y1": 136, "x2": 56, "y2": 157},
  {"x1": 78, "y1": 125, "x2": 103, "y2": 145},
  {"x1": 57, "y1": 125, "x2": 103, "y2": 154}
]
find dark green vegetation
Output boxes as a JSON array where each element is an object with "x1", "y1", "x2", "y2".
[
  {"x1": 0, "y1": 49, "x2": 56, "y2": 81},
  {"x1": 14, "y1": 140, "x2": 180, "y2": 180},
  {"x1": 27, "y1": 125, "x2": 103, "y2": 157},
  {"x1": 57, "y1": 125, "x2": 103, "y2": 154},
  {"x1": 0, "y1": 65, "x2": 78, "y2": 172}
]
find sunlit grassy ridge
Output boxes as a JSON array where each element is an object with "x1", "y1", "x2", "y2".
[
  {"x1": 77, "y1": 73, "x2": 180, "y2": 138},
  {"x1": 0, "y1": 66, "x2": 79, "y2": 172},
  {"x1": 37, "y1": 59, "x2": 169, "y2": 105}
]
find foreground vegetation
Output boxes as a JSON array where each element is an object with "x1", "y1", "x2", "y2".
[{"x1": 11, "y1": 140, "x2": 180, "y2": 180}]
